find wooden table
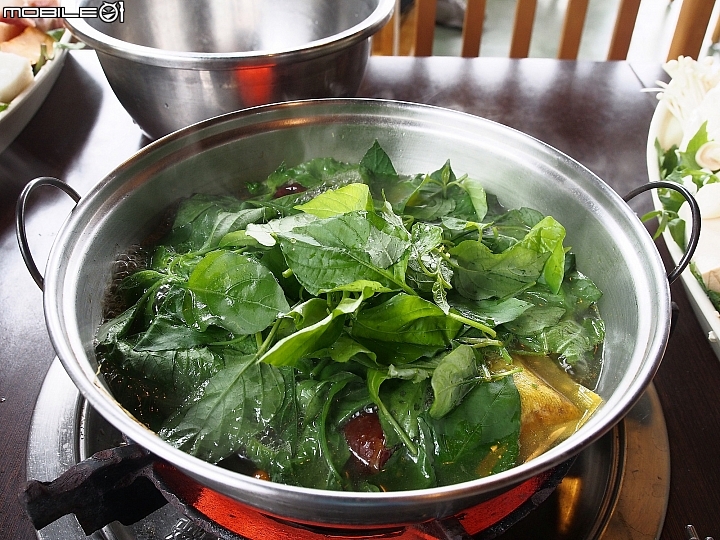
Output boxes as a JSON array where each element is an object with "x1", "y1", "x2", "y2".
[{"x1": 1, "y1": 51, "x2": 718, "y2": 540}]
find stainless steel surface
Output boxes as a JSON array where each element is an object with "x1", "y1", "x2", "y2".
[
  {"x1": 36, "y1": 99, "x2": 671, "y2": 526},
  {"x1": 27, "y1": 358, "x2": 671, "y2": 539},
  {"x1": 60, "y1": 0, "x2": 394, "y2": 139}
]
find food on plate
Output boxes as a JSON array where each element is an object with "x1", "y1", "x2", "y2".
[
  {"x1": 0, "y1": 25, "x2": 54, "y2": 63},
  {"x1": 653, "y1": 56, "x2": 720, "y2": 308},
  {"x1": 0, "y1": 49, "x2": 32, "y2": 102},
  {"x1": 678, "y1": 183, "x2": 720, "y2": 293},
  {"x1": 0, "y1": 0, "x2": 63, "y2": 112},
  {"x1": 95, "y1": 142, "x2": 605, "y2": 491}
]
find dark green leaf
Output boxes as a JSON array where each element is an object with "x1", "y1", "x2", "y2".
[
  {"x1": 503, "y1": 305, "x2": 566, "y2": 336},
  {"x1": 99, "y1": 340, "x2": 225, "y2": 426},
  {"x1": 360, "y1": 140, "x2": 397, "y2": 177},
  {"x1": 262, "y1": 158, "x2": 368, "y2": 198},
  {"x1": 159, "y1": 352, "x2": 286, "y2": 463},
  {"x1": 451, "y1": 215, "x2": 566, "y2": 300},
  {"x1": 367, "y1": 413, "x2": 436, "y2": 491},
  {"x1": 184, "y1": 251, "x2": 289, "y2": 335},
  {"x1": 277, "y1": 211, "x2": 411, "y2": 295},
  {"x1": 448, "y1": 295, "x2": 533, "y2": 327},
  {"x1": 164, "y1": 194, "x2": 260, "y2": 253},
  {"x1": 351, "y1": 294, "x2": 463, "y2": 348},
  {"x1": 428, "y1": 345, "x2": 478, "y2": 419},
  {"x1": 429, "y1": 376, "x2": 521, "y2": 485}
]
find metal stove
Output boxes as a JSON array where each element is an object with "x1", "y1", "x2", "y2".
[{"x1": 25, "y1": 358, "x2": 671, "y2": 540}]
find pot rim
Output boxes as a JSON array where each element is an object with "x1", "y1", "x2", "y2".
[
  {"x1": 60, "y1": 0, "x2": 395, "y2": 69},
  {"x1": 41, "y1": 98, "x2": 671, "y2": 524}
]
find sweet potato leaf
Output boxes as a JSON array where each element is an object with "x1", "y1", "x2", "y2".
[
  {"x1": 294, "y1": 182, "x2": 373, "y2": 218},
  {"x1": 184, "y1": 251, "x2": 289, "y2": 335},
  {"x1": 351, "y1": 294, "x2": 463, "y2": 348},
  {"x1": 429, "y1": 376, "x2": 521, "y2": 485},
  {"x1": 277, "y1": 211, "x2": 411, "y2": 295},
  {"x1": 158, "y1": 352, "x2": 286, "y2": 463},
  {"x1": 428, "y1": 345, "x2": 478, "y2": 419}
]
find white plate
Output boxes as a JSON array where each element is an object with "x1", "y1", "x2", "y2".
[
  {"x1": 0, "y1": 29, "x2": 71, "y2": 154},
  {"x1": 647, "y1": 99, "x2": 720, "y2": 361}
]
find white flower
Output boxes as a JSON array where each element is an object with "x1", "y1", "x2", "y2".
[
  {"x1": 655, "y1": 57, "x2": 720, "y2": 149},
  {"x1": 695, "y1": 141, "x2": 720, "y2": 171}
]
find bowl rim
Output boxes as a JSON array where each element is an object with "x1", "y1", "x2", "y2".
[{"x1": 60, "y1": 0, "x2": 395, "y2": 69}]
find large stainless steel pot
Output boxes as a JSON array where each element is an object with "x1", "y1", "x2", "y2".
[
  {"x1": 61, "y1": 0, "x2": 395, "y2": 139},
  {"x1": 15, "y1": 99, "x2": 693, "y2": 526}
]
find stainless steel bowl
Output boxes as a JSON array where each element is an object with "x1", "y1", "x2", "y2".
[
  {"x1": 61, "y1": 0, "x2": 394, "y2": 139},
  {"x1": 27, "y1": 99, "x2": 671, "y2": 526}
]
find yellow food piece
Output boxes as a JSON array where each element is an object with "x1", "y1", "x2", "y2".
[
  {"x1": 497, "y1": 355, "x2": 602, "y2": 463},
  {"x1": 0, "y1": 26, "x2": 53, "y2": 64},
  {"x1": 0, "y1": 50, "x2": 33, "y2": 103}
]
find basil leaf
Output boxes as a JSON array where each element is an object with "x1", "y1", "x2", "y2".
[
  {"x1": 262, "y1": 158, "x2": 368, "y2": 198},
  {"x1": 448, "y1": 295, "x2": 533, "y2": 327},
  {"x1": 451, "y1": 215, "x2": 566, "y2": 300},
  {"x1": 134, "y1": 316, "x2": 229, "y2": 351},
  {"x1": 245, "y1": 213, "x2": 318, "y2": 247},
  {"x1": 323, "y1": 334, "x2": 377, "y2": 364},
  {"x1": 403, "y1": 161, "x2": 478, "y2": 222},
  {"x1": 266, "y1": 372, "x2": 359, "y2": 489},
  {"x1": 367, "y1": 369, "x2": 418, "y2": 455},
  {"x1": 115, "y1": 269, "x2": 166, "y2": 306},
  {"x1": 360, "y1": 140, "x2": 397, "y2": 177},
  {"x1": 365, "y1": 419, "x2": 436, "y2": 491},
  {"x1": 165, "y1": 194, "x2": 260, "y2": 253},
  {"x1": 459, "y1": 176, "x2": 488, "y2": 221},
  {"x1": 99, "y1": 340, "x2": 225, "y2": 427},
  {"x1": 544, "y1": 318, "x2": 605, "y2": 367},
  {"x1": 503, "y1": 305, "x2": 566, "y2": 336}
]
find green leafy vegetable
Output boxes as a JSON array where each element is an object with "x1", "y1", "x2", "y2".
[
  {"x1": 184, "y1": 251, "x2": 290, "y2": 335},
  {"x1": 96, "y1": 141, "x2": 604, "y2": 492},
  {"x1": 158, "y1": 351, "x2": 286, "y2": 462},
  {"x1": 276, "y1": 211, "x2": 412, "y2": 295}
]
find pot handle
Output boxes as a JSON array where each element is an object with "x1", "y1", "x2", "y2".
[
  {"x1": 623, "y1": 180, "x2": 701, "y2": 285},
  {"x1": 15, "y1": 177, "x2": 81, "y2": 290}
]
